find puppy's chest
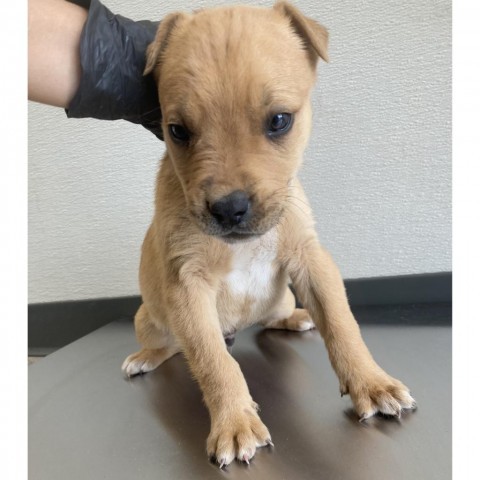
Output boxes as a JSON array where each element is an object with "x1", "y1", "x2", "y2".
[
  {"x1": 226, "y1": 243, "x2": 277, "y2": 297},
  {"x1": 218, "y1": 230, "x2": 281, "y2": 329}
]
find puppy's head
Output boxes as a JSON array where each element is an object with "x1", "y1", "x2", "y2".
[{"x1": 145, "y1": 2, "x2": 328, "y2": 242}]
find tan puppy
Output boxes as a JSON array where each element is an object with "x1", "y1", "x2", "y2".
[{"x1": 122, "y1": 1, "x2": 415, "y2": 467}]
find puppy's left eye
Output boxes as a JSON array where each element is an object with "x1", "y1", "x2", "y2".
[
  {"x1": 267, "y1": 113, "x2": 293, "y2": 138},
  {"x1": 168, "y1": 124, "x2": 191, "y2": 144}
]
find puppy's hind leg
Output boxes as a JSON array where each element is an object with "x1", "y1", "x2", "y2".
[
  {"x1": 261, "y1": 287, "x2": 315, "y2": 332},
  {"x1": 122, "y1": 303, "x2": 180, "y2": 377}
]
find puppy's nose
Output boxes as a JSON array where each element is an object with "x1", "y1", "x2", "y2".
[{"x1": 209, "y1": 191, "x2": 251, "y2": 227}]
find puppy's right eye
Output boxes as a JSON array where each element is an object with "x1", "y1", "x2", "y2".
[
  {"x1": 168, "y1": 124, "x2": 190, "y2": 144},
  {"x1": 266, "y1": 113, "x2": 294, "y2": 139}
]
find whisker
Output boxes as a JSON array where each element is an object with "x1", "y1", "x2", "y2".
[
  {"x1": 285, "y1": 194, "x2": 310, "y2": 209},
  {"x1": 284, "y1": 198, "x2": 309, "y2": 216},
  {"x1": 138, "y1": 106, "x2": 162, "y2": 118}
]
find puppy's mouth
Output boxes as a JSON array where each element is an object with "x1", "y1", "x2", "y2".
[
  {"x1": 192, "y1": 209, "x2": 282, "y2": 243},
  {"x1": 218, "y1": 230, "x2": 261, "y2": 243}
]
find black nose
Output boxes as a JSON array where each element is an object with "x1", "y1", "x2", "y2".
[{"x1": 209, "y1": 191, "x2": 251, "y2": 227}]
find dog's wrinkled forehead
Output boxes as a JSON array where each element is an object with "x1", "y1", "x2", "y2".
[
  {"x1": 163, "y1": 12, "x2": 308, "y2": 114},
  {"x1": 145, "y1": 3, "x2": 328, "y2": 120}
]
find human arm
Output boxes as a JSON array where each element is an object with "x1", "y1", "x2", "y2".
[
  {"x1": 28, "y1": 0, "x2": 87, "y2": 108},
  {"x1": 28, "y1": 0, "x2": 163, "y2": 140}
]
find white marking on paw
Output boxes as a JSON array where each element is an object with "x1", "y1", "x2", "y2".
[
  {"x1": 216, "y1": 451, "x2": 235, "y2": 468},
  {"x1": 121, "y1": 354, "x2": 156, "y2": 377},
  {"x1": 359, "y1": 409, "x2": 377, "y2": 422},
  {"x1": 398, "y1": 391, "x2": 416, "y2": 409},
  {"x1": 377, "y1": 397, "x2": 401, "y2": 416},
  {"x1": 236, "y1": 447, "x2": 254, "y2": 463},
  {"x1": 298, "y1": 319, "x2": 315, "y2": 331}
]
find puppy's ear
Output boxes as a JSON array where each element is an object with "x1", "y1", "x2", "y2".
[
  {"x1": 274, "y1": 1, "x2": 329, "y2": 64},
  {"x1": 144, "y1": 12, "x2": 188, "y2": 76}
]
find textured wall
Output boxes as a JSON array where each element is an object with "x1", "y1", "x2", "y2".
[{"x1": 28, "y1": 0, "x2": 451, "y2": 303}]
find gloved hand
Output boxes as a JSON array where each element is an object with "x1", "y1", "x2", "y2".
[{"x1": 65, "y1": 0, "x2": 163, "y2": 141}]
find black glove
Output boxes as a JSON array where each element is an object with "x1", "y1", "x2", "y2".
[{"x1": 65, "y1": 0, "x2": 163, "y2": 141}]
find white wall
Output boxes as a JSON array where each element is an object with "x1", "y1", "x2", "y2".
[{"x1": 28, "y1": 0, "x2": 451, "y2": 303}]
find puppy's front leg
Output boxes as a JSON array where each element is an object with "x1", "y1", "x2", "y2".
[
  {"x1": 166, "y1": 275, "x2": 271, "y2": 466},
  {"x1": 281, "y1": 217, "x2": 416, "y2": 419}
]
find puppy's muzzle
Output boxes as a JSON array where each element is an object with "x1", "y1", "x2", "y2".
[{"x1": 208, "y1": 190, "x2": 251, "y2": 230}]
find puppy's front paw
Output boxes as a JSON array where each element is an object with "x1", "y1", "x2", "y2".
[
  {"x1": 346, "y1": 370, "x2": 416, "y2": 420},
  {"x1": 207, "y1": 406, "x2": 272, "y2": 468}
]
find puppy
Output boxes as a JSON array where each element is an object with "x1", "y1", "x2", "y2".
[{"x1": 122, "y1": 1, "x2": 415, "y2": 467}]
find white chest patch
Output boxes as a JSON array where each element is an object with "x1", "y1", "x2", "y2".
[{"x1": 225, "y1": 228, "x2": 278, "y2": 300}]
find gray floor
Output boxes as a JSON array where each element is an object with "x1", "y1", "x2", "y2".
[{"x1": 29, "y1": 311, "x2": 451, "y2": 480}]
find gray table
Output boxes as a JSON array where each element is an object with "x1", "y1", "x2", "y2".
[{"x1": 29, "y1": 312, "x2": 451, "y2": 479}]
